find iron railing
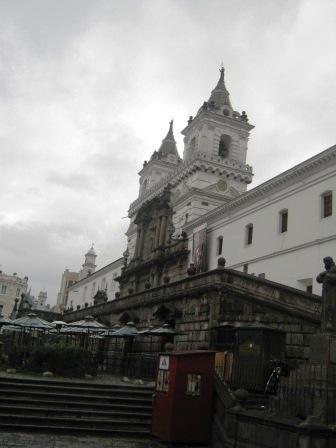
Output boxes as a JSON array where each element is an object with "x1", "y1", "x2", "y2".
[
  {"x1": 86, "y1": 351, "x2": 157, "y2": 380},
  {"x1": 269, "y1": 364, "x2": 336, "y2": 424},
  {"x1": 215, "y1": 355, "x2": 336, "y2": 424}
]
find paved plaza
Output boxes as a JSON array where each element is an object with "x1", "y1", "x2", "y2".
[
  {"x1": 0, "y1": 431, "x2": 205, "y2": 448},
  {"x1": 0, "y1": 432, "x2": 150, "y2": 448}
]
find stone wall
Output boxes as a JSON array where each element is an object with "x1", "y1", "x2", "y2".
[
  {"x1": 63, "y1": 267, "x2": 321, "y2": 363},
  {"x1": 211, "y1": 376, "x2": 336, "y2": 448}
]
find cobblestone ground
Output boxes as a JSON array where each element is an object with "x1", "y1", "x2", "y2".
[{"x1": 0, "y1": 432, "x2": 204, "y2": 448}]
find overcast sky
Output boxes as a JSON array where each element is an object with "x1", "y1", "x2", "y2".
[{"x1": 1, "y1": 0, "x2": 335, "y2": 307}]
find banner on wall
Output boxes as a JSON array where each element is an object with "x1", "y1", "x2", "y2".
[{"x1": 192, "y1": 223, "x2": 207, "y2": 273}]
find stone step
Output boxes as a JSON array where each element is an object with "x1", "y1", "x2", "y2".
[
  {"x1": 0, "y1": 413, "x2": 151, "y2": 430},
  {"x1": 0, "y1": 396, "x2": 152, "y2": 412},
  {"x1": 0, "y1": 378, "x2": 153, "y2": 397},
  {"x1": 0, "y1": 421, "x2": 151, "y2": 437},
  {"x1": 0, "y1": 404, "x2": 152, "y2": 421},
  {"x1": 0, "y1": 388, "x2": 152, "y2": 406},
  {"x1": 0, "y1": 375, "x2": 154, "y2": 436}
]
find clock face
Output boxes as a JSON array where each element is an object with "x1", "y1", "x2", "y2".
[{"x1": 217, "y1": 180, "x2": 228, "y2": 192}]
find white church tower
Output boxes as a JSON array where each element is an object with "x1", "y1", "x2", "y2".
[
  {"x1": 138, "y1": 120, "x2": 182, "y2": 197},
  {"x1": 127, "y1": 67, "x2": 254, "y2": 253},
  {"x1": 35, "y1": 290, "x2": 47, "y2": 310},
  {"x1": 78, "y1": 245, "x2": 97, "y2": 281},
  {"x1": 174, "y1": 67, "x2": 254, "y2": 225}
]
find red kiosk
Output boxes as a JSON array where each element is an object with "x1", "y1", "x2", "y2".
[{"x1": 151, "y1": 350, "x2": 216, "y2": 444}]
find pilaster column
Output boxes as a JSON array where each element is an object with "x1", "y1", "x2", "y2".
[
  {"x1": 154, "y1": 217, "x2": 161, "y2": 248},
  {"x1": 138, "y1": 227, "x2": 146, "y2": 259},
  {"x1": 134, "y1": 229, "x2": 141, "y2": 258},
  {"x1": 159, "y1": 215, "x2": 168, "y2": 247}
]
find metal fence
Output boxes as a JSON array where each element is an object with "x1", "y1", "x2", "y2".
[
  {"x1": 86, "y1": 351, "x2": 157, "y2": 380},
  {"x1": 215, "y1": 353, "x2": 336, "y2": 424},
  {"x1": 269, "y1": 364, "x2": 336, "y2": 424}
]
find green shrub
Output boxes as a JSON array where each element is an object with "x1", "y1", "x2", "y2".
[
  {"x1": 0, "y1": 354, "x2": 8, "y2": 365},
  {"x1": 25, "y1": 344, "x2": 87, "y2": 377},
  {"x1": 7, "y1": 345, "x2": 21, "y2": 368}
]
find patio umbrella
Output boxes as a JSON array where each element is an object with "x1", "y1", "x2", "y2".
[
  {"x1": 138, "y1": 326, "x2": 156, "y2": 352},
  {"x1": 138, "y1": 325, "x2": 155, "y2": 335},
  {"x1": 99, "y1": 325, "x2": 120, "y2": 337},
  {"x1": 145, "y1": 324, "x2": 187, "y2": 352},
  {"x1": 0, "y1": 314, "x2": 14, "y2": 326},
  {"x1": 99, "y1": 324, "x2": 123, "y2": 352},
  {"x1": 10, "y1": 313, "x2": 53, "y2": 356},
  {"x1": 2, "y1": 325, "x2": 22, "y2": 333},
  {"x1": 50, "y1": 320, "x2": 68, "y2": 328},
  {"x1": 67, "y1": 315, "x2": 106, "y2": 332},
  {"x1": 150, "y1": 323, "x2": 187, "y2": 336},
  {"x1": 12, "y1": 313, "x2": 53, "y2": 330},
  {"x1": 105, "y1": 322, "x2": 139, "y2": 356},
  {"x1": 66, "y1": 316, "x2": 107, "y2": 350},
  {"x1": 107, "y1": 322, "x2": 139, "y2": 337},
  {"x1": 60, "y1": 326, "x2": 87, "y2": 334}
]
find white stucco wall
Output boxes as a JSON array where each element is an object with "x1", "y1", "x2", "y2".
[
  {"x1": 186, "y1": 147, "x2": 336, "y2": 295},
  {"x1": 67, "y1": 258, "x2": 123, "y2": 311}
]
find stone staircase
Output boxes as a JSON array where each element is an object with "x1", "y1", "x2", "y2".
[{"x1": 0, "y1": 375, "x2": 154, "y2": 436}]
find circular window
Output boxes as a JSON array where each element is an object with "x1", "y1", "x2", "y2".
[
  {"x1": 223, "y1": 109, "x2": 230, "y2": 116},
  {"x1": 217, "y1": 180, "x2": 228, "y2": 192}
]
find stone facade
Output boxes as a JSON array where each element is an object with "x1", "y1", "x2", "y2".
[
  {"x1": 0, "y1": 271, "x2": 29, "y2": 318},
  {"x1": 55, "y1": 269, "x2": 79, "y2": 313},
  {"x1": 211, "y1": 373, "x2": 336, "y2": 448},
  {"x1": 117, "y1": 186, "x2": 190, "y2": 296},
  {"x1": 63, "y1": 266, "x2": 321, "y2": 363}
]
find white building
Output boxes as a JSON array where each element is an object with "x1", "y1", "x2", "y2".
[
  {"x1": 0, "y1": 270, "x2": 29, "y2": 318},
  {"x1": 62, "y1": 67, "x2": 335, "y2": 305},
  {"x1": 125, "y1": 67, "x2": 335, "y2": 295},
  {"x1": 35, "y1": 290, "x2": 48, "y2": 310},
  {"x1": 55, "y1": 269, "x2": 79, "y2": 313},
  {"x1": 127, "y1": 68, "x2": 254, "y2": 256},
  {"x1": 185, "y1": 144, "x2": 335, "y2": 295},
  {"x1": 66, "y1": 254, "x2": 124, "y2": 311}
]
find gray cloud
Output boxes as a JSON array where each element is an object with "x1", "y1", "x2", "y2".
[{"x1": 1, "y1": 0, "x2": 335, "y2": 305}]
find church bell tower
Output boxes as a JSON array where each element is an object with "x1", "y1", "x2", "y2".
[{"x1": 181, "y1": 67, "x2": 254, "y2": 195}]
